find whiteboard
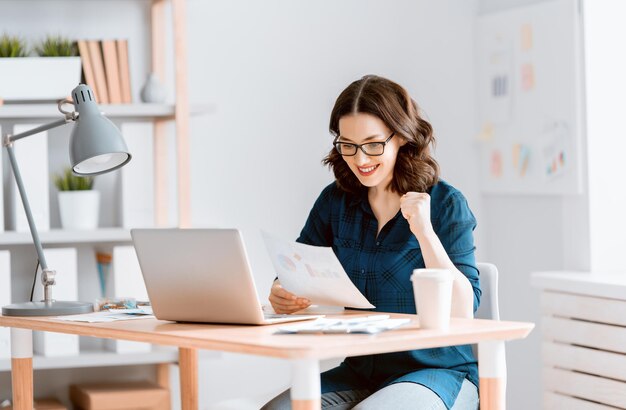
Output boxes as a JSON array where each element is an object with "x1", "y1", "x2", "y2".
[{"x1": 476, "y1": 0, "x2": 584, "y2": 195}]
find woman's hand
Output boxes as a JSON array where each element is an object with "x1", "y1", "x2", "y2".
[
  {"x1": 268, "y1": 281, "x2": 311, "y2": 314},
  {"x1": 400, "y1": 192, "x2": 434, "y2": 238}
]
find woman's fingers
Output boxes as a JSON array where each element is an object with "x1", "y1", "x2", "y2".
[
  {"x1": 269, "y1": 284, "x2": 311, "y2": 313},
  {"x1": 272, "y1": 284, "x2": 297, "y2": 301}
]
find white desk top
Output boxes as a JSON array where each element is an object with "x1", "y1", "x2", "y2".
[{"x1": 531, "y1": 271, "x2": 626, "y2": 300}]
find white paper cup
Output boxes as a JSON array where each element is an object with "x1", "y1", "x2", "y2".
[{"x1": 411, "y1": 268, "x2": 454, "y2": 330}]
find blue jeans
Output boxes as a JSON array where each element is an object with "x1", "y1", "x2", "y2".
[{"x1": 261, "y1": 365, "x2": 479, "y2": 410}]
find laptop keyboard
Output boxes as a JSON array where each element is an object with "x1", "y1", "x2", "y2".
[
  {"x1": 263, "y1": 313, "x2": 314, "y2": 320},
  {"x1": 264, "y1": 313, "x2": 295, "y2": 319}
]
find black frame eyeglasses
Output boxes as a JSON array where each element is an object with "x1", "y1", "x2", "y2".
[{"x1": 333, "y1": 133, "x2": 395, "y2": 157}]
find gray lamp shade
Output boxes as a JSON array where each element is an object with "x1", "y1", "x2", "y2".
[{"x1": 69, "y1": 84, "x2": 131, "y2": 175}]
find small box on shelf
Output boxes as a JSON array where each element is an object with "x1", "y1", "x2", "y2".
[
  {"x1": 70, "y1": 381, "x2": 169, "y2": 410},
  {"x1": 0, "y1": 57, "x2": 81, "y2": 102}
]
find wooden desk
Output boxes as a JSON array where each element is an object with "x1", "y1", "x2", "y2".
[{"x1": 0, "y1": 312, "x2": 533, "y2": 410}]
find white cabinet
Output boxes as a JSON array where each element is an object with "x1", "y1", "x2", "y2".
[{"x1": 532, "y1": 272, "x2": 626, "y2": 409}]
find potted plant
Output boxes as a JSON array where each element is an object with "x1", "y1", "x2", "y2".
[
  {"x1": 0, "y1": 34, "x2": 82, "y2": 102},
  {"x1": 54, "y1": 167, "x2": 99, "y2": 230},
  {"x1": 0, "y1": 34, "x2": 28, "y2": 57}
]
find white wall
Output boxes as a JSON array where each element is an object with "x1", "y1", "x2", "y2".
[
  {"x1": 0, "y1": 0, "x2": 513, "y2": 408},
  {"x1": 477, "y1": 1, "x2": 589, "y2": 409},
  {"x1": 583, "y1": 0, "x2": 626, "y2": 272},
  {"x1": 185, "y1": 0, "x2": 481, "y2": 406},
  {"x1": 187, "y1": 0, "x2": 482, "y2": 298}
]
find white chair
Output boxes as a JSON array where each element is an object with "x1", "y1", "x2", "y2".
[
  {"x1": 475, "y1": 262, "x2": 500, "y2": 321},
  {"x1": 472, "y1": 262, "x2": 500, "y2": 360},
  {"x1": 474, "y1": 262, "x2": 507, "y2": 409}
]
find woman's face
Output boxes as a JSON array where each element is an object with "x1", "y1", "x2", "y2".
[{"x1": 337, "y1": 113, "x2": 405, "y2": 191}]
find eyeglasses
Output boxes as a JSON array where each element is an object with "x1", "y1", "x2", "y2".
[{"x1": 333, "y1": 133, "x2": 395, "y2": 156}]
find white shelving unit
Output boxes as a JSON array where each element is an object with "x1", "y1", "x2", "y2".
[
  {"x1": 0, "y1": 0, "x2": 200, "y2": 403},
  {"x1": 0, "y1": 348, "x2": 179, "y2": 372},
  {"x1": 0, "y1": 103, "x2": 215, "y2": 121},
  {"x1": 0, "y1": 228, "x2": 131, "y2": 246}
]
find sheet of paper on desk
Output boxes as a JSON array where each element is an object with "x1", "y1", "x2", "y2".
[
  {"x1": 262, "y1": 231, "x2": 374, "y2": 309},
  {"x1": 277, "y1": 316, "x2": 411, "y2": 334},
  {"x1": 55, "y1": 309, "x2": 155, "y2": 323}
]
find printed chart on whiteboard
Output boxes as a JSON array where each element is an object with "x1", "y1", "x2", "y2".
[{"x1": 476, "y1": 0, "x2": 584, "y2": 194}]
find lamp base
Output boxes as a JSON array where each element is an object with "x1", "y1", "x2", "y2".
[{"x1": 2, "y1": 300, "x2": 93, "y2": 316}]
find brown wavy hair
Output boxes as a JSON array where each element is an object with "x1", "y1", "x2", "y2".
[{"x1": 323, "y1": 75, "x2": 439, "y2": 195}]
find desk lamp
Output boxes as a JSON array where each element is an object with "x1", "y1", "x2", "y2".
[{"x1": 1, "y1": 84, "x2": 131, "y2": 316}]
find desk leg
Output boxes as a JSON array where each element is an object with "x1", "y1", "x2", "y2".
[
  {"x1": 10, "y1": 328, "x2": 33, "y2": 410},
  {"x1": 478, "y1": 340, "x2": 507, "y2": 410},
  {"x1": 179, "y1": 347, "x2": 198, "y2": 410},
  {"x1": 290, "y1": 359, "x2": 320, "y2": 410}
]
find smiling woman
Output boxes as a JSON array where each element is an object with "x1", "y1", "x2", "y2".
[
  {"x1": 263, "y1": 75, "x2": 481, "y2": 410},
  {"x1": 325, "y1": 75, "x2": 439, "y2": 196}
]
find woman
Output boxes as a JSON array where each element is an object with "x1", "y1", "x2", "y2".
[{"x1": 264, "y1": 75, "x2": 480, "y2": 410}]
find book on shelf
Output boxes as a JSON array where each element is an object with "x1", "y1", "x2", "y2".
[
  {"x1": 77, "y1": 40, "x2": 98, "y2": 103},
  {"x1": 87, "y1": 40, "x2": 109, "y2": 104},
  {"x1": 102, "y1": 39, "x2": 122, "y2": 104},
  {"x1": 117, "y1": 39, "x2": 132, "y2": 103}
]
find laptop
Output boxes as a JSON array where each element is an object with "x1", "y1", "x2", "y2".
[{"x1": 130, "y1": 228, "x2": 321, "y2": 325}]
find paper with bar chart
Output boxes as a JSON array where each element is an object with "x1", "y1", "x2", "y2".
[{"x1": 262, "y1": 232, "x2": 375, "y2": 309}]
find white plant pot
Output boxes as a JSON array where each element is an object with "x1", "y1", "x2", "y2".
[
  {"x1": 0, "y1": 57, "x2": 82, "y2": 102},
  {"x1": 58, "y1": 191, "x2": 100, "y2": 230}
]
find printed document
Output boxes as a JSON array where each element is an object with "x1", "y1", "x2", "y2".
[
  {"x1": 55, "y1": 307, "x2": 154, "y2": 323},
  {"x1": 277, "y1": 315, "x2": 411, "y2": 334},
  {"x1": 262, "y1": 232, "x2": 375, "y2": 309}
]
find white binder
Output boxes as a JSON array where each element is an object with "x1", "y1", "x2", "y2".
[
  {"x1": 0, "y1": 251, "x2": 11, "y2": 359},
  {"x1": 104, "y1": 245, "x2": 151, "y2": 353},
  {"x1": 120, "y1": 122, "x2": 155, "y2": 228},
  {"x1": 0, "y1": 126, "x2": 4, "y2": 232},
  {"x1": 33, "y1": 248, "x2": 80, "y2": 357},
  {"x1": 10, "y1": 124, "x2": 50, "y2": 232}
]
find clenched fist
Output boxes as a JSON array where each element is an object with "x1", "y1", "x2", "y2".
[{"x1": 400, "y1": 192, "x2": 433, "y2": 237}]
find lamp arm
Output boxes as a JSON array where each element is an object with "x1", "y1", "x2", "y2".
[
  {"x1": 5, "y1": 116, "x2": 75, "y2": 145},
  {"x1": 3, "y1": 116, "x2": 75, "y2": 303}
]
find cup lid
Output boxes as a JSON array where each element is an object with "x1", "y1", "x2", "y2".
[{"x1": 411, "y1": 268, "x2": 453, "y2": 281}]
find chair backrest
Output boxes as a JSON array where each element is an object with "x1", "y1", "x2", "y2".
[
  {"x1": 475, "y1": 262, "x2": 500, "y2": 321},
  {"x1": 472, "y1": 263, "x2": 501, "y2": 359}
]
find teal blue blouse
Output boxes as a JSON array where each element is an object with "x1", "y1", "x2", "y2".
[{"x1": 296, "y1": 180, "x2": 481, "y2": 409}]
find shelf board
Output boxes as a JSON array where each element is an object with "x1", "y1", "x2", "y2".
[
  {"x1": 0, "y1": 102, "x2": 216, "y2": 120},
  {"x1": 0, "y1": 348, "x2": 178, "y2": 371},
  {"x1": 0, "y1": 228, "x2": 132, "y2": 246}
]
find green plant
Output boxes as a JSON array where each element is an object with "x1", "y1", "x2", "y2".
[
  {"x1": 35, "y1": 35, "x2": 77, "y2": 57},
  {"x1": 53, "y1": 168, "x2": 94, "y2": 191},
  {"x1": 0, "y1": 34, "x2": 28, "y2": 57}
]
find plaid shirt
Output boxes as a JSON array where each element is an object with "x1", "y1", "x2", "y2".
[{"x1": 297, "y1": 180, "x2": 480, "y2": 409}]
